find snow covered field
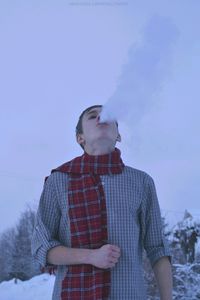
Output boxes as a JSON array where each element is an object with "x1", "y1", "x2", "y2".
[
  {"x1": 0, "y1": 274, "x2": 55, "y2": 300},
  {"x1": 1, "y1": 264, "x2": 200, "y2": 300}
]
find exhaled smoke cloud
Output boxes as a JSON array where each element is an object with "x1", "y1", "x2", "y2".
[{"x1": 100, "y1": 15, "x2": 179, "y2": 124}]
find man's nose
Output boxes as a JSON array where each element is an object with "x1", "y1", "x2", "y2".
[{"x1": 97, "y1": 115, "x2": 100, "y2": 123}]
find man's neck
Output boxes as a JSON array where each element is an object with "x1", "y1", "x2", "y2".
[{"x1": 84, "y1": 144, "x2": 115, "y2": 156}]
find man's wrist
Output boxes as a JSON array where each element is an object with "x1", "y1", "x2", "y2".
[{"x1": 81, "y1": 248, "x2": 95, "y2": 265}]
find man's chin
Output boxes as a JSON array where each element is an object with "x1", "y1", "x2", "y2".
[{"x1": 94, "y1": 137, "x2": 116, "y2": 147}]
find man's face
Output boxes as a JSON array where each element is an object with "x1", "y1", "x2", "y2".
[{"x1": 77, "y1": 107, "x2": 121, "y2": 150}]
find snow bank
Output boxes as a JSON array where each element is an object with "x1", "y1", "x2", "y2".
[
  {"x1": 0, "y1": 273, "x2": 55, "y2": 300},
  {"x1": 1, "y1": 264, "x2": 200, "y2": 299}
]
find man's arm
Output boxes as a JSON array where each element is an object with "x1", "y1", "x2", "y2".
[
  {"x1": 140, "y1": 174, "x2": 173, "y2": 299},
  {"x1": 153, "y1": 256, "x2": 173, "y2": 300},
  {"x1": 47, "y1": 244, "x2": 121, "y2": 269}
]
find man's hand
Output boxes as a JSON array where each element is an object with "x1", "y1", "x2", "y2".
[{"x1": 89, "y1": 244, "x2": 121, "y2": 269}]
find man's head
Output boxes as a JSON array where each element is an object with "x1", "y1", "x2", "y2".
[{"x1": 76, "y1": 105, "x2": 121, "y2": 153}]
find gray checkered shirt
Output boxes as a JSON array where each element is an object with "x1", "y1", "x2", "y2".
[{"x1": 31, "y1": 166, "x2": 171, "y2": 299}]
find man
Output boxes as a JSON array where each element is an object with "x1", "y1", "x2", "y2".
[{"x1": 31, "y1": 104, "x2": 172, "y2": 300}]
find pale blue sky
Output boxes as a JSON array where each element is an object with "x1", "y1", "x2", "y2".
[{"x1": 0, "y1": 0, "x2": 200, "y2": 233}]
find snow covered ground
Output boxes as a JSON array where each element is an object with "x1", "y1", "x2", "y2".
[
  {"x1": 1, "y1": 264, "x2": 200, "y2": 300},
  {"x1": 0, "y1": 274, "x2": 55, "y2": 300}
]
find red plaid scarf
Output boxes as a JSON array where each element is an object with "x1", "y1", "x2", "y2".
[{"x1": 47, "y1": 148, "x2": 124, "y2": 299}]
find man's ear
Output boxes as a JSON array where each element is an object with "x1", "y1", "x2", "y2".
[
  {"x1": 76, "y1": 133, "x2": 85, "y2": 146},
  {"x1": 116, "y1": 133, "x2": 121, "y2": 142}
]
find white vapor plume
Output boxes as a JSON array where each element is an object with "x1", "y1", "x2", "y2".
[{"x1": 99, "y1": 15, "x2": 179, "y2": 124}]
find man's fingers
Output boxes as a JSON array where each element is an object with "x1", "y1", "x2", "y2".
[
  {"x1": 110, "y1": 245, "x2": 121, "y2": 253},
  {"x1": 111, "y1": 248, "x2": 121, "y2": 256},
  {"x1": 111, "y1": 252, "x2": 120, "y2": 259},
  {"x1": 109, "y1": 257, "x2": 118, "y2": 264}
]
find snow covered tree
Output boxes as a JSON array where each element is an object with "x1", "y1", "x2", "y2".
[
  {"x1": 172, "y1": 210, "x2": 200, "y2": 263},
  {"x1": 0, "y1": 206, "x2": 40, "y2": 282},
  {"x1": 11, "y1": 206, "x2": 38, "y2": 280},
  {"x1": 0, "y1": 227, "x2": 16, "y2": 282}
]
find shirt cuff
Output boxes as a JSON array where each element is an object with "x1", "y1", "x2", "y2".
[
  {"x1": 33, "y1": 240, "x2": 62, "y2": 268},
  {"x1": 147, "y1": 245, "x2": 172, "y2": 267}
]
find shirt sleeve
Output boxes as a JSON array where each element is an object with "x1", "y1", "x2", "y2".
[
  {"x1": 140, "y1": 174, "x2": 172, "y2": 267},
  {"x1": 31, "y1": 174, "x2": 62, "y2": 269}
]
